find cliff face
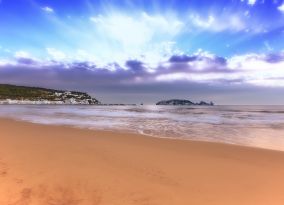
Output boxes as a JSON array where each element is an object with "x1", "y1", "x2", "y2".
[
  {"x1": 156, "y1": 99, "x2": 214, "y2": 106},
  {"x1": 0, "y1": 84, "x2": 100, "y2": 105}
]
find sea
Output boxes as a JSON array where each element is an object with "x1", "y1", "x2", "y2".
[{"x1": 1, "y1": 105, "x2": 284, "y2": 151}]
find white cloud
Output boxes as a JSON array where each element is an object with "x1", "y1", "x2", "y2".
[
  {"x1": 42, "y1": 6, "x2": 54, "y2": 13},
  {"x1": 0, "y1": 58, "x2": 13, "y2": 66},
  {"x1": 46, "y1": 48, "x2": 66, "y2": 60},
  {"x1": 91, "y1": 14, "x2": 152, "y2": 48},
  {"x1": 55, "y1": 10, "x2": 268, "y2": 66},
  {"x1": 189, "y1": 11, "x2": 270, "y2": 33},
  {"x1": 14, "y1": 51, "x2": 31, "y2": 58},
  {"x1": 3, "y1": 48, "x2": 284, "y2": 88},
  {"x1": 90, "y1": 15, "x2": 103, "y2": 23},
  {"x1": 189, "y1": 14, "x2": 246, "y2": 32},
  {"x1": 156, "y1": 72, "x2": 232, "y2": 83},
  {"x1": 74, "y1": 49, "x2": 94, "y2": 61},
  {"x1": 247, "y1": 0, "x2": 257, "y2": 5},
  {"x1": 189, "y1": 15, "x2": 215, "y2": 29},
  {"x1": 278, "y1": 3, "x2": 284, "y2": 12},
  {"x1": 155, "y1": 51, "x2": 284, "y2": 87},
  {"x1": 89, "y1": 12, "x2": 183, "y2": 55},
  {"x1": 227, "y1": 53, "x2": 284, "y2": 86}
]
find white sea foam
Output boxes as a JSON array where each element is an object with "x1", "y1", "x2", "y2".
[{"x1": 1, "y1": 105, "x2": 284, "y2": 151}]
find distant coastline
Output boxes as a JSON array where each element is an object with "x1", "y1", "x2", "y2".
[
  {"x1": 156, "y1": 99, "x2": 214, "y2": 106},
  {"x1": 0, "y1": 84, "x2": 100, "y2": 105},
  {"x1": 0, "y1": 84, "x2": 214, "y2": 106}
]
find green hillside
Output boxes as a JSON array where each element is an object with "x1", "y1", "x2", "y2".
[
  {"x1": 0, "y1": 84, "x2": 100, "y2": 104},
  {"x1": 0, "y1": 84, "x2": 62, "y2": 100}
]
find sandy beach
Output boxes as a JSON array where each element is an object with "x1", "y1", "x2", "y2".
[{"x1": 1, "y1": 119, "x2": 284, "y2": 205}]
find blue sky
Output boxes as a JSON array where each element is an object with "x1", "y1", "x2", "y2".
[
  {"x1": 1, "y1": 0, "x2": 284, "y2": 58},
  {"x1": 0, "y1": 0, "x2": 284, "y2": 104}
]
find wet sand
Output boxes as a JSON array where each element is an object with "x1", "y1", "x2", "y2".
[{"x1": 0, "y1": 118, "x2": 284, "y2": 205}]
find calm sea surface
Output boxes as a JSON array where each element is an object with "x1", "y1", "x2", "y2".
[{"x1": 1, "y1": 105, "x2": 284, "y2": 151}]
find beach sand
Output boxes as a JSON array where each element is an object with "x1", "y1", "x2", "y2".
[{"x1": 0, "y1": 119, "x2": 284, "y2": 205}]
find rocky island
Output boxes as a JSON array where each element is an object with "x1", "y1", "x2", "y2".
[
  {"x1": 156, "y1": 99, "x2": 214, "y2": 106},
  {"x1": 0, "y1": 84, "x2": 100, "y2": 105}
]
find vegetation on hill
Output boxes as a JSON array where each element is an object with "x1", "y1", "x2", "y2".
[{"x1": 0, "y1": 84, "x2": 100, "y2": 104}]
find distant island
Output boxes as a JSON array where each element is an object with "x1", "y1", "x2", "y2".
[
  {"x1": 0, "y1": 84, "x2": 100, "y2": 105},
  {"x1": 156, "y1": 99, "x2": 214, "y2": 106}
]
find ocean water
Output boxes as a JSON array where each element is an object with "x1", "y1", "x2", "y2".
[{"x1": 1, "y1": 105, "x2": 284, "y2": 151}]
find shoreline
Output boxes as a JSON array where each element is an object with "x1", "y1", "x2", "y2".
[
  {"x1": 1, "y1": 118, "x2": 284, "y2": 204},
  {"x1": 5, "y1": 116, "x2": 284, "y2": 153},
  {"x1": 1, "y1": 104, "x2": 284, "y2": 152}
]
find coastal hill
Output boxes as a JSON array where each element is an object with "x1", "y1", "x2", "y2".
[
  {"x1": 0, "y1": 84, "x2": 100, "y2": 104},
  {"x1": 156, "y1": 99, "x2": 214, "y2": 106}
]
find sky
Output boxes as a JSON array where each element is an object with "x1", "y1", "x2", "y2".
[{"x1": 0, "y1": 0, "x2": 284, "y2": 104}]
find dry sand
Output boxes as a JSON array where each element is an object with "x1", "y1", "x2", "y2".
[{"x1": 1, "y1": 118, "x2": 284, "y2": 205}]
